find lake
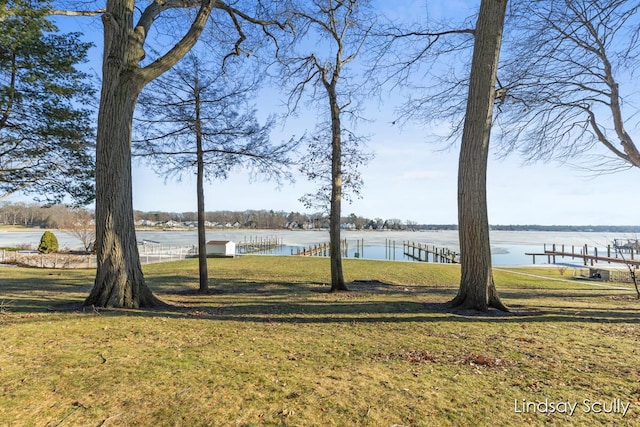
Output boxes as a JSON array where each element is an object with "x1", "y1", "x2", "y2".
[{"x1": 1, "y1": 228, "x2": 634, "y2": 266}]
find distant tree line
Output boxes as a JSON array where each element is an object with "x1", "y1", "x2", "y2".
[
  {"x1": 2, "y1": 202, "x2": 638, "y2": 233},
  {"x1": 0, "y1": 202, "x2": 424, "y2": 230},
  {"x1": 132, "y1": 209, "x2": 415, "y2": 231},
  {"x1": 0, "y1": 202, "x2": 91, "y2": 229}
]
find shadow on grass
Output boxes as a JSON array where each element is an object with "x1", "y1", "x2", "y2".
[
  {"x1": 2, "y1": 270, "x2": 639, "y2": 324},
  {"x1": 0, "y1": 272, "x2": 91, "y2": 293},
  {"x1": 155, "y1": 277, "x2": 330, "y2": 295},
  {"x1": 40, "y1": 301, "x2": 640, "y2": 325}
]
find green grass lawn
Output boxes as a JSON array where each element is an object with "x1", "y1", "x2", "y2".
[{"x1": 1, "y1": 256, "x2": 639, "y2": 426}]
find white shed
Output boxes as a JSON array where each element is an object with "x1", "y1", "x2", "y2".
[{"x1": 206, "y1": 240, "x2": 236, "y2": 257}]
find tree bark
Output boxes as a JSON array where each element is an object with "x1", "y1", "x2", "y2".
[
  {"x1": 85, "y1": 0, "x2": 214, "y2": 308},
  {"x1": 328, "y1": 88, "x2": 347, "y2": 292},
  {"x1": 85, "y1": 63, "x2": 162, "y2": 308},
  {"x1": 450, "y1": 0, "x2": 508, "y2": 312},
  {"x1": 195, "y1": 89, "x2": 210, "y2": 293},
  {"x1": 85, "y1": 2, "x2": 163, "y2": 308}
]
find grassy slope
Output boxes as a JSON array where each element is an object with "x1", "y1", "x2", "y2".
[{"x1": 1, "y1": 256, "x2": 639, "y2": 426}]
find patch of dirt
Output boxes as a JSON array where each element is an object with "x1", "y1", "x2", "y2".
[
  {"x1": 372, "y1": 349, "x2": 515, "y2": 369},
  {"x1": 308, "y1": 280, "x2": 397, "y2": 294},
  {"x1": 47, "y1": 301, "x2": 182, "y2": 312},
  {"x1": 372, "y1": 349, "x2": 438, "y2": 364},
  {"x1": 462, "y1": 353, "x2": 511, "y2": 368},
  {"x1": 47, "y1": 302, "x2": 93, "y2": 312},
  {"x1": 169, "y1": 287, "x2": 225, "y2": 296},
  {"x1": 609, "y1": 295, "x2": 640, "y2": 301},
  {"x1": 347, "y1": 279, "x2": 401, "y2": 292},
  {"x1": 420, "y1": 302, "x2": 543, "y2": 318}
]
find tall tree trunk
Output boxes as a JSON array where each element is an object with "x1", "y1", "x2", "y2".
[
  {"x1": 450, "y1": 0, "x2": 509, "y2": 312},
  {"x1": 195, "y1": 91, "x2": 209, "y2": 293},
  {"x1": 85, "y1": 70, "x2": 162, "y2": 308},
  {"x1": 84, "y1": 0, "x2": 215, "y2": 307},
  {"x1": 85, "y1": 2, "x2": 162, "y2": 308},
  {"x1": 329, "y1": 90, "x2": 347, "y2": 291}
]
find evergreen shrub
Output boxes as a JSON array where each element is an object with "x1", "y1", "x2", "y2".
[{"x1": 38, "y1": 231, "x2": 59, "y2": 254}]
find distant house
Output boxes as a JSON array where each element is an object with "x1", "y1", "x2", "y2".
[
  {"x1": 135, "y1": 219, "x2": 158, "y2": 227},
  {"x1": 206, "y1": 240, "x2": 236, "y2": 257}
]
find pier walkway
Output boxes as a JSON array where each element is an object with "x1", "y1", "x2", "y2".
[
  {"x1": 525, "y1": 243, "x2": 640, "y2": 267},
  {"x1": 403, "y1": 241, "x2": 458, "y2": 263}
]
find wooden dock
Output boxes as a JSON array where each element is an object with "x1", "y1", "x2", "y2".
[
  {"x1": 613, "y1": 239, "x2": 640, "y2": 253},
  {"x1": 403, "y1": 241, "x2": 459, "y2": 263},
  {"x1": 526, "y1": 243, "x2": 640, "y2": 267},
  {"x1": 236, "y1": 236, "x2": 282, "y2": 254},
  {"x1": 292, "y1": 239, "x2": 348, "y2": 257}
]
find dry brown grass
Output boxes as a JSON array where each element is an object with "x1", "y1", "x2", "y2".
[{"x1": 1, "y1": 256, "x2": 639, "y2": 426}]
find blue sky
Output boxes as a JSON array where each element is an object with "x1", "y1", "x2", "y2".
[
  {"x1": 9, "y1": 1, "x2": 639, "y2": 225},
  {"x1": 132, "y1": 82, "x2": 638, "y2": 225}
]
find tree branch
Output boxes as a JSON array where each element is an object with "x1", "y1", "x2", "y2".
[
  {"x1": 382, "y1": 28, "x2": 475, "y2": 39},
  {"x1": 221, "y1": 6, "x2": 248, "y2": 62},
  {"x1": 135, "y1": 0, "x2": 195, "y2": 49},
  {"x1": 136, "y1": 0, "x2": 214, "y2": 86},
  {"x1": 583, "y1": 109, "x2": 629, "y2": 162}
]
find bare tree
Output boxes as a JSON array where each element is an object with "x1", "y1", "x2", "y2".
[
  {"x1": 383, "y1": 1, "x2": 640, "y2": 176},
  {"x1": 495, "y1": 0, "x2": 640, "y2": 172},
  {"x1": 374, "y1": 1, "x2": 508, "y2": 310},
  {"x1": 134, "y1": 52, "x2": 296, "y2": 294},
  {"x1": 64, "y1": 208, "x2": 95, "y2": 252},
  {"x1": 280, "y1": 0, "x2": 374, "y2": 292},
  {"x1": 52, "y1": 1, "x2": 289, "y2": 308},
  {"x1": 613, "y1": 238, "x2": 640, "y2": 299},
  {"x1": 370, "y1": 7, "x2": 475, "y2": 132},
  {"x1": 449, "y1": 0, "x2": 509, "y2": 311}
]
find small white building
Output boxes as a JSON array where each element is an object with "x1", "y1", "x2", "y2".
[{"x1": 206, "y1": 240, "x2": 236, "y2": 257}]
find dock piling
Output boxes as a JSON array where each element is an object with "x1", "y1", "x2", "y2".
[{"x1": 403, "y1": 241, "x2": 458, "y2": 263}]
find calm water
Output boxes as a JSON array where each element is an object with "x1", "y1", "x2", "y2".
[{"x1": 1, "y1": 229, "x2": 633, "y2": 266}]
